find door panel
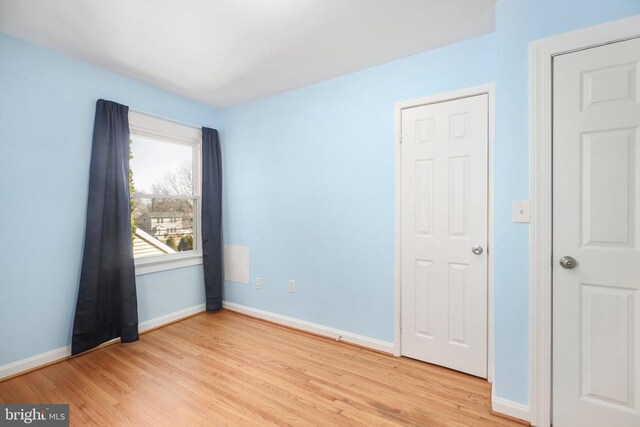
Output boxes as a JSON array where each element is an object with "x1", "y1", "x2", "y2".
[
  {"x1": 553, "y1": 37, "x2": 640, "y2": 427},
  {"x1": 401, "y1": 94, "x2": 488, "y2": 378}
]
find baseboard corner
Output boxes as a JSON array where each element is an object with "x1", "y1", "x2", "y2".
[
  {"x1": 492, "y1": 393, "x2": 531, "y2": 425},
  {"x1": 0, "y1": 302, "x2": 207, "y2": 381}
]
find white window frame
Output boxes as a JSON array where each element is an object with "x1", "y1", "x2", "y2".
[{"x1": 128, "y1": 111, "x2": 203, "y2": 275}]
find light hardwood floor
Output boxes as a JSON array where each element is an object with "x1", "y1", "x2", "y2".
[{"x1": 0, "y1": 310, "x2": 525, "y2": 426}]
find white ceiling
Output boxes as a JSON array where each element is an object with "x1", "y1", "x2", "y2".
[{"x1": 0, "y1": 0, "x2": 495, "y2": 107}]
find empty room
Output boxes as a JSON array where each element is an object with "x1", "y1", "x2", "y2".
[{"x1": 1, "y1": 1, "x2": 639, "y2": 426}]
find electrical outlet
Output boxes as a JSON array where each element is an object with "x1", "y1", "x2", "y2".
[
  {"x1": 255, "y1": 277, "x2": 263, "y2": 289},
  {"x1": 288, "y1": 279, "x2": 296, "y2": 293}
]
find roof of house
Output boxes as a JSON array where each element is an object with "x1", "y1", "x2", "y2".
[
  {"x1": 138, "y1": 211, "x2": 184, "y2": 220},
  {"x1": 132, "y1": 227, "x2": 176, "y2": 258}
]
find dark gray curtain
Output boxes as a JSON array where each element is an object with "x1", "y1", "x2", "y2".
[
  {"x1": 72, "y1": 99, "x2": 138, "y2": 355},
  {"x1": 202, "y1": 127, "x2": 223, "y2": 311}
]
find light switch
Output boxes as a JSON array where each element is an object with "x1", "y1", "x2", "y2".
[{"x1": 512, "y1": 200, "x2": 531, "y2": 223}]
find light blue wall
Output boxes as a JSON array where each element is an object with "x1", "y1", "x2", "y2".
[
  {"x1": 222, "y1": 0, "x2": 640, "y2": 407},
  {"x1": 2, "y1": 0, "x2": 640, "y2": 408},
  {"x1": 221, "y1": 34, "x2": 497, "y2": 341},
  {"x1": 492, "y1": 0, "x2": 640, "y2": 404},
  {"x1": 0, "y1": 34, "x2": 220, "y2": 366}
]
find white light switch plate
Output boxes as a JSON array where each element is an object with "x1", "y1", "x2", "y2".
[{"x1": 512, "y1": 200, "x2": 531, "y2": 223}]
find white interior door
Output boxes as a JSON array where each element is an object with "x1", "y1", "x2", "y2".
[
  {"x1": 553, "y1": 37, "x2": 640, "y2": 427},
  {"x1": 401, "y1": 94, "x2": 488, "y2": 378}
]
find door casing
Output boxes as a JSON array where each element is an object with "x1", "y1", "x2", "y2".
[
  {"x1": 393, "y1": 84, "x2": 496, "y2": 381},
  {"x1": 530, "y1": 14, "x2": 640, "y2": 427}
]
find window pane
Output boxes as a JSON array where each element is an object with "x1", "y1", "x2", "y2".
[
  {"x1": 132, "y1": 198, "x2": 195, "y2": 258},
  {"x1": 130, "y1": 135, "x2": 193, "y2": 196}
]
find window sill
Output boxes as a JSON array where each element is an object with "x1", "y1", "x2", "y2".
[{"x1": 135, "y1": 252, "x2": 203, "y2": 276}]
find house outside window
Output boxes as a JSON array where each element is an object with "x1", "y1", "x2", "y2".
[{"x1": 128, "y1": 111, "x2": 202, "y2": 274}]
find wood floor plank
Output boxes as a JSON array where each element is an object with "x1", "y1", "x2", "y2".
[{"x1": 0, "y1": 310, "x2": 526, "y2": 426}]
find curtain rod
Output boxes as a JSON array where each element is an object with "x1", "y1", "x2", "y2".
[{"x1": 129, "y1": 107, "x2": 203, "y2": 130}]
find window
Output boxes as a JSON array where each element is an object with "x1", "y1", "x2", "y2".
[{"x1": 128, "y1": 111, "x2": 202, "y2": 274}]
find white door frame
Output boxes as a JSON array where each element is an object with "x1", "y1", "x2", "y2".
[
  {"x1": 529, "y1": 15, "x2": 640, "y2": 427},
  {"x1": 393, "y1": 84, "x2": 496, "y2": 383}
]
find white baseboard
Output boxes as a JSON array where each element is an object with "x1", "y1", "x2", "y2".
[
  {"x1": 492, "y1": 394, "x2": 531, "y2": 423},
  {"x1": 222, "y1": 301, "x2": 395, "y2": 354},
  {"x1": 0, "y1": 345, "x2": 71, "y2": 381},
  {"x1": 4, "y1": 300, "x2": 530, "y2": 423},
  {"x1": 0, "y1": 303, "x2": 206, "y2": 381},
  {"x1": 138, "y1": 303, "x2": 205, "y2": 332}
]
